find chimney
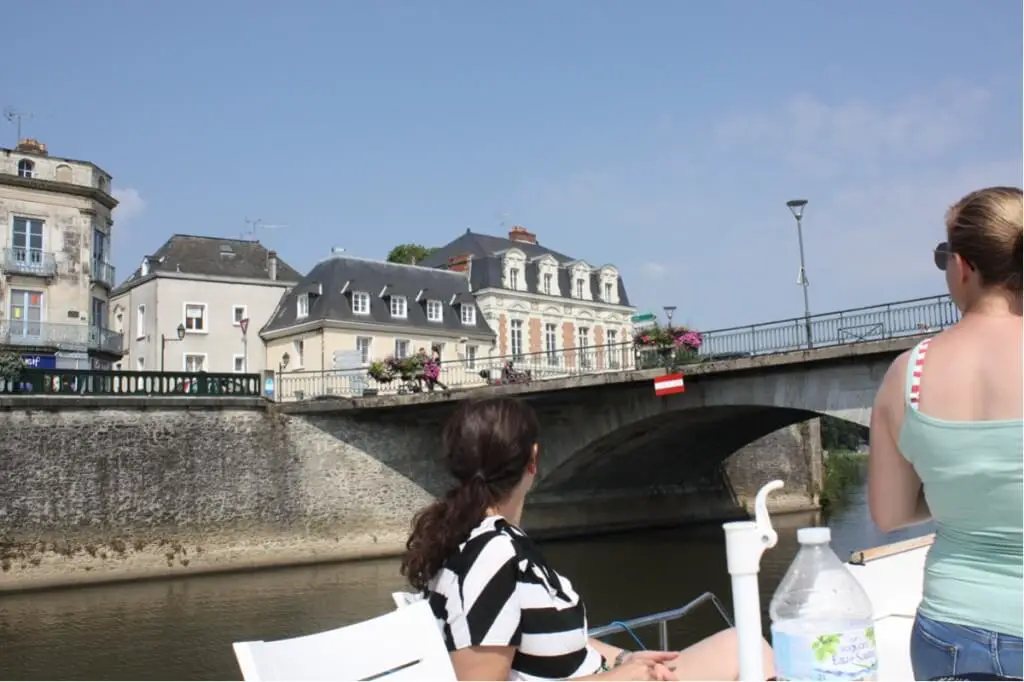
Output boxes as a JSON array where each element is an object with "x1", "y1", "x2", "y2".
[
  {"x1": 15, "y1": 139, "x2": 48, "y2": 156},
  {"x1": 508, "y1": 225, "x2": 537, "y2": 245},
  {"x1": 448, "y1": 253, "x2": 471, "y2": 274},
  {"x1": 267, "y1": 250, "x2": 278, "y2": 281}
]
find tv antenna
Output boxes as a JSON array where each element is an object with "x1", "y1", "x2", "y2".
[
  {"x1": 242, "y1": 217, "x2": 289, "y2": 241},
  {"x1": 3, "y1": 107, "x2": 34, "y2": 143}
]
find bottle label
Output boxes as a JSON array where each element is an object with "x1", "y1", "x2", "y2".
[{"x1": 771, "y1": 624, "x2": 878, "y2": 681}]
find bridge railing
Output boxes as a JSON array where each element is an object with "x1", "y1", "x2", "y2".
[
  {"x1": 0, "y1": 369, "x2": 263, "y2": 397},
  {"x1": 698, "y1": 294, "x2": 959, "y2": 358}
]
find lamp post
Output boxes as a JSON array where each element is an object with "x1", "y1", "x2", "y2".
[
  {"x1": 786, "y1": 199, "x2": 813, "y2": 349},
  {"x1": 160, "y1": 323, "x2": 186, "y2": 371},
  {"x1": 663, "y1": 305, "x2": 677, "y2": 370}
]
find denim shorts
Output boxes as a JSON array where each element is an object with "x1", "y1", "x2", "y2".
[{"x1": 911, "y1": 611, "x2": 1023, "y2": 680}]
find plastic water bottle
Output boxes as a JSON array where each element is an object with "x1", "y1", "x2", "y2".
[{"x1": 769, "y1": 527, "x2": 878, "y2": 681}]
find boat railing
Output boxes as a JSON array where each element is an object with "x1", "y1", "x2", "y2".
[
  {"x1": 589, "y1": 591, "x2": 734, "y2": 651},
  {"x1": 848, "y1": 533, "x2": 936, "y2": 566}
]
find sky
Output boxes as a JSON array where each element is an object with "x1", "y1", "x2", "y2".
[{"x1": 4, "y1": 0, "x2": 1021, "y2": 331}]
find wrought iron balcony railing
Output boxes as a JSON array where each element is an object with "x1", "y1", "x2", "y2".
[
  {"x1": 91, "y1": 259, "x2": 116, "y2": 288},
  {"x1": 0, "y1": 247, "x2": 57, "y2": 277},
  {"x1": 0, "y1": 321, "x2": 124, "y2": 355}
]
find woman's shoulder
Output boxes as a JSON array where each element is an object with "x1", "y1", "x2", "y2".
[{"x1": 449, "y1": 517, "x2": 528, "y2": 575}]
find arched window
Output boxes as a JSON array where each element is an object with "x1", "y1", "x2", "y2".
[{"x1": 16, "y1": 159, "x2": 34, "y2": 178}]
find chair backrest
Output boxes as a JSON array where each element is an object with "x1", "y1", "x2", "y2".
[
  {"x1": 391, "y1": 590, "x2": 426, "y2": 609},
  {"x1": 232, "y1": 599, "x2": 456, "y2": 682}
]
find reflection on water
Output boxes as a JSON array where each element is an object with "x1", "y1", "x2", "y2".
[{"x1": 0, "y1": 481, "x2": 933, "y2": 681}]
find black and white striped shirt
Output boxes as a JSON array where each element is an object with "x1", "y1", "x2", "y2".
[{"x1": 426, "y1": 516, "x2": 603, "y2": 681}]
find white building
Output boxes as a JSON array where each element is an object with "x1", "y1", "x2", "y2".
[
  {"x1": 420, "y1": 226, "x2": 636, "y2": 370},
  {"x1": 0, "y1": 138, "x2": 122, "y2": 369},
  {"x1": 109, "y1": 235, "x2": 301, "y2": 373}
]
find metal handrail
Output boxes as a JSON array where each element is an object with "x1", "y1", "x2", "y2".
[{"x1": 589, "y1": 591, "x2": 733, "y2": 651}]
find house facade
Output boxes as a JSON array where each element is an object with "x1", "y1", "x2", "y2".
[
  {"x1": 261, "y1": 250, "x2": 494, "y2": 378},
  {"x1": 109, "y1": 235, "x2": 301, "y2": 373},
  {"x1": 0, "y1": 139, "x2": 122, "y2": 369},
  {"x1": 420, "y1": 226, "x2": 636, "y2": 370}
]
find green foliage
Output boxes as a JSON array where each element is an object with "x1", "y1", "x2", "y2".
[
  {"x1": 0, "y1": 351, "x2": 25, "y2": 381},
  {"x1": 820, "y1": 449, "x2": 867, "y2": 512},
  {"x1": 821, "y1": 415, "x2": 867, "y2": 450},
  {"x1": 386, "y1": 243, "x2": 438, "y2": 265}
]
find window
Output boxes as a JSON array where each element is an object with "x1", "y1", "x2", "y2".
[
  {"x1": 466, "y1": 345, "x2": 477, "y2": 369},
  {"x1": 136, "y1": 357, "x2": 145, "y2": 371},
  {"x1": 394, "y1": 339, "x2": 410, "y2": 359},
  {"x1": 183, "y1": 353, "x2": 206, "y2": 372},
  {"x1": 12, "y1": 217, "x2": 44, "y2": 266},
  {"x1": 356, "y1": 336, "x2": 373, "y2": 365},
  {"x1": 233, "y1": 354, "x2": 246, "y2": 373},
  {"x1": 510, "y1": 319, "x2": 524, "y2": 358},
  {"x1": 16, "y1": 159, "x2": 34, "y2": 178},
  {"x1": 543, "y1": 272, "x2": 553, "y2": 295},
  {"x1": 292, "y1": 339, "x2": 305, "y2": 367},
  {"x1": 8, "y1": 289, "x2": 42, "y2": 337},
  {"x1": 607, "y1": 329, "x2": 619, "y2": 368},
  {"x1": 297, "y1": 294, "x2": 310, "y2": 319},
  {"x1": 460, "y1": 303, "x2": 476, "y2": 326},
  {"x1": 232, "y1": 305, "x2": 247, "y2": 325},
  {"x1": 544, "y1": 323, "x2": 558, "y2": 365},
  {"x1": 91, "y1": 297, "x2": 107, "y2": 330},
  {"x1": 575, "y1": 278, "x2": 585, "y2": 299},
  {"x1": 426, "y1": 299, "x2": 443, "y2": 322},
  {"x1": 136, "y1": 304, "x2": 146, "y2": 339},
  {"x1": 509, "y1": 268, "x2": 520, "y2": 290},
  {"x1": 184, "y1": 303, "x2": 207, "y2": 332},
  {"x1": 433, "y1": 342, "x2": 446, "y2": 359},
  {"x1": 352, "y1": 291, "x2": 370, "y2": 315},
  {"x1": 603, "y1": 282, "x2": 613, "y2": 301},
  {"x1": 390, "y1": 295, "x2": 407, "y2": 319},
  {"x1": 93, "y1": 227, "x2": 108, "y2": 262},
  {"x1": 577, "y1": 326, "x2": 590, "y2": 349}
]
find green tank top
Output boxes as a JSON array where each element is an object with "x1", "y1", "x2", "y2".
[{"x1": 899, "y1": 338, "x2": 1023, "y2": 637}]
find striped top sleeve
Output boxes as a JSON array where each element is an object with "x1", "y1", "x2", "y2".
[{"x1": 444, "y1": 531, "x2": 523, "y2": 648}]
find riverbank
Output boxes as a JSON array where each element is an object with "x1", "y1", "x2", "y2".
[{"x1": 820, "y1": 450, "x2": 868, "y2": 511}]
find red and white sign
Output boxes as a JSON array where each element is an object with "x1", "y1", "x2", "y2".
[
  {"x1": 654, "y1": 372, "x2": 685, "y2": 396},
  {"x1": 239, "y1": 318, "x2": 249, "y2": 335}
]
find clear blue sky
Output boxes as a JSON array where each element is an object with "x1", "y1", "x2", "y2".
[{"x1": 5, "y1": 0, "x2": 1021, "y2": 330}]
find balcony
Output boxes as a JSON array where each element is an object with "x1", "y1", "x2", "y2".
[
  {"x1": 91, "y1": 259, "x2": 116, "y2": 289},
  {"x1": 1, "y1": 248, "x2": 57, "y2": 278},
  {"x1": 0, "y1": 321, "x2": 123, "y2": 355}
]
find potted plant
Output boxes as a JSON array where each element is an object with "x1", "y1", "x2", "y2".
[{"x1": 368, "y1": 359, "x2": 395, "y2": 384}]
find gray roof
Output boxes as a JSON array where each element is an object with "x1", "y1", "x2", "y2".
[
  {"x1": 420, "y1": 230, "x2": 632, "y2": 306},
  {"x1": 112, "y1": 234, "x2": 303, "y2": 294},
  {"x1": 260, "y1": 253, "x2": 495, "y2": 338}
]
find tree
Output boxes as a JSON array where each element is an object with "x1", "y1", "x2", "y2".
[{"x1": 387, "y1": 243, "x2": 438, "y2": 265}]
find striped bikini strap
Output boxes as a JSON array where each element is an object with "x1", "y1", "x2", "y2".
[{"x1": 905, "y1": 338, "x2": 932, "y2": 410}]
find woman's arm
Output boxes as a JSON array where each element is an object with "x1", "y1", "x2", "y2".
[
  {"x1": 868, "y1": 352, "x2": 932, "y2": 532},
  {"x1": 588, "y1": 638, "x2": 629, "y2": 666}
]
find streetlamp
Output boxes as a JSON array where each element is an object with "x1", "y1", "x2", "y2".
[
  {"x1": 160, "y1": 323, "x2": 186, "y2": 371},
  {"x1": 662, "y1": 305, "x2": 678, "y2": 370},
  {"x1": 786, "y1": 198, "x2": 813, "y2": 349},
  {"x1": 663, "y1": 305, "x2": 677, "y2": 328}
]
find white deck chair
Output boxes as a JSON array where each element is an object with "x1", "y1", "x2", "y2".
[
  {"x1": 232, "y1": 598, "x2": 456, "y2": 681},
  {"x1": 391, "y1": 590, "x2": 425, "y2": 609}
]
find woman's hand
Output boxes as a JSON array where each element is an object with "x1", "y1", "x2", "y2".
[{"x1": 602, "y1": 651, "x2": 678, "y2": 681}]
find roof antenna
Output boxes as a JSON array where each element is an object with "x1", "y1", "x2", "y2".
[
  {"x1": 3, "y1": 106, "x2": 34, "y2": 144},
  {"x1": 242, "y1": 217, "x2": 289, "y2": 241}
]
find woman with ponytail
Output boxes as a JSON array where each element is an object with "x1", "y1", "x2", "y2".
[{"x1": 401, "y1": 397, "x2": 774, "y2": 681}]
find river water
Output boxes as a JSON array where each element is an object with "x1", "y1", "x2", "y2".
[{"x1": 0, "y1": 478, "x2": 933, "y2": 681}]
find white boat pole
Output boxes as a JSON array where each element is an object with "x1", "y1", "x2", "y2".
[{"x1": 723, "y1": 480, "x2": 784, "y2": 682}]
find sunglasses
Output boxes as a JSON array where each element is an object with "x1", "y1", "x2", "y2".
[{"x1": 934, "y1": 241, "x2": 973, "y2": 272}]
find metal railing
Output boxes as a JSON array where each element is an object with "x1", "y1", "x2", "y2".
[
  {"x1": 273, "y1": 294, "x2": 959, "y2": 402},
  {"x1": 590, "y1": 592, "x2": 733, "y2": 651},
  {"x1": 697, "y1": 294, "x2": 958, "y2": 358},
  {"x1": 91, "y1": 259, "x2": 116, "y2": 288},
  {"x1": 0, "y1": 321, "x2": 124, "y2": 355},
  {"x1": 0, "y1": 247, "x2": 56, "y2": 277},
  {"x1": 0, "y1": 369, "x2": 262, "y2": 396}
]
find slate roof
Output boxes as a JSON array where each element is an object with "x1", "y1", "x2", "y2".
[
  {"x1": 420, "y1": 230, "x2": 632, "y2": 306},
  {"x1": 112, "y1": 235, "x2": 303, "y2": 295},
  {"x1": 260, "y1": 253, "x2": 495, "y2": 338}
]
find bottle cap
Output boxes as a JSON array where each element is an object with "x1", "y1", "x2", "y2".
[{"x1": 797, "y1": 527, "x2": 831, "y2": 544}]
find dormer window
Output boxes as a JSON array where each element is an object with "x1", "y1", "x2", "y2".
[
  {"x1": 575, "y1": 278, "x2": 585, "y2": 299},
  {"x1": 297, "y1": 294, "x2": 310, "y2": 318},
  {"x1": 352, "y1": 291, "x2": 370, "y2": 315},
  {"x1": 390, "y1": 295, "x2": 408, "y2": 319},
  {"x1": 603, "y1": 281, "x2": 613, "y2": 301},
  {"x1": 543, "y1": 272, "x2": 553, "y2": 295},
  {"x1": 509, "y1": 268, "x2": 520, "y2": 290},
  {"x1": 17, "y1": 159, "x2": 34, "y2": 178},
  {"x1": 426, "y1": 299, "x2": 443, "y2": 322},
  {"x1": 460, "y1": 304, "x2": 476, "y2": 326}
]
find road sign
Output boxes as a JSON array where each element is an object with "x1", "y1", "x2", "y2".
[
  {"x1": 239, "y1": 318, "x2": 249, "y2": 335},
  {"x1": 654, "y1": 372, "x2": 685, "y2": 397},
  {"x1": 631, "y1": 313, "x2": 657, "y2": 323}
]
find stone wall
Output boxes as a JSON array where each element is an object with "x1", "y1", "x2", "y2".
[{"x1": 0, "y1": 397, "x2": 821, "y2": 592}]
